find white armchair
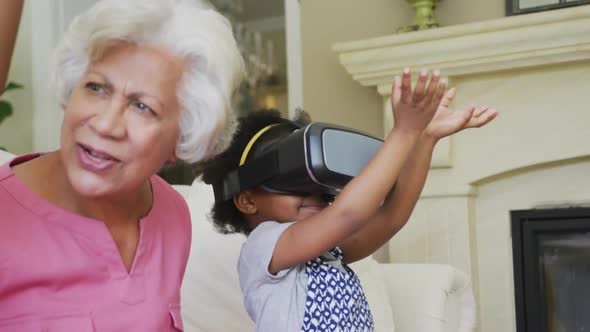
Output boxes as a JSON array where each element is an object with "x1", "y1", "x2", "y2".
[
  {"x1": 0, "y1": 150, "x2": 13, "y2": 164},
  {"x1": 178, "y1": 179, "x2": 477, "y2": 332}
]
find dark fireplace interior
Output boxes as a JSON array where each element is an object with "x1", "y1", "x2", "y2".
[{"x1": 511, "y1": 207, "x2": 590, "y2": 332}]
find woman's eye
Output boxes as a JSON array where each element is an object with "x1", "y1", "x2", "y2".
[
  {"x1": 134, "y1": 102, "x2": 156, "y2": 116},
  {"x1": 85, "y1": 82, "x2": 103, "y2": 92}
]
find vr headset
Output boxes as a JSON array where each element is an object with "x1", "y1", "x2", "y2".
[{"x1": 213, "y1": 121, "x2": 383, "y2": 202}]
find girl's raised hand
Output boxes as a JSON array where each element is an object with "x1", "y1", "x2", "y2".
[
  {"x1": 424, "y1": 87, "x2": 498, "y2": 140},
  {"x1": 391, "y1": 68, "x2": 447, "y2": 134}
]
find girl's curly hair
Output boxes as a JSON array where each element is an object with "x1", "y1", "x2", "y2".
[{"x1": 195, "y1": 108, "x2": 311, "y2": 235}]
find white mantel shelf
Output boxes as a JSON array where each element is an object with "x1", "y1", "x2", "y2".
[{"x1": 334, "y1": 5, "x2": 590, "y2": 95}]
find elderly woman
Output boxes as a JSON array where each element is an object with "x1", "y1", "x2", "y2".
[{"x1": 0, "y1": 0, "x2": 243, "y2": 331}]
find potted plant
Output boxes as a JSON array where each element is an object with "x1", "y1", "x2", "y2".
[{"x1": 398, "y1": 0, "x2": 441, "y2": 32}]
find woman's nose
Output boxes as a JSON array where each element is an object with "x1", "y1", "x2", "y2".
[{"x1": 88, "y1": 100, "x2": 127, "y2": 139}]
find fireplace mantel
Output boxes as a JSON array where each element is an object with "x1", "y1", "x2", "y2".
[
  {"x1": 332, "y1": 6, "x2": 590, "y2": 332},
  {"x1": 333, "y1": 5, "x2": 590, "y2": 176},
  {"x1": 333, "y1": 5, "x2": 590, "y2": 94}
]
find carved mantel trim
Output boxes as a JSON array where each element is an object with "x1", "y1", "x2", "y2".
[{"x1": 334, "y1": 5, "x2": 590, "y2": 89}]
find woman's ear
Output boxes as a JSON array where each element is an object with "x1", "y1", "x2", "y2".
[{"x1": 233, "y1": 191, "x2": 257, "y2": 215}]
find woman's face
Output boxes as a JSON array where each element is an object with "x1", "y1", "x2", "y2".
[{"x1": 60, "y1": 43, "x2": 185, "y2": 198}]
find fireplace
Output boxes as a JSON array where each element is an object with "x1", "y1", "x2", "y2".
[{"x1": 511, "y1": 207, "x2": 590, "y2": 332}]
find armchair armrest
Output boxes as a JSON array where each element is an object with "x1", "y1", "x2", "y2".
[
  {"x1": 172, "y1": 184, "x2": 191, "y2": 199},
  {"x1": 0, "y1": 150, "x2": 14, "y2": 164},
  {"x1": 380, "y1": 264, "x2": 476, "y2": 332}
]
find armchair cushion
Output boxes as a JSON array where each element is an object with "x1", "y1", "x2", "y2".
[
  {"x1": 180, "y1": 181, "x2": 254, "y2": 332},
  {"x1": 0, "y1": 150, "x2": 14, "y2": 164},
  {"x1": 380, "y1": 264, "x2": 475, "y2": 332},
  {"x1": 349, "y1": 258, "x2": 396, "y2": 331}
]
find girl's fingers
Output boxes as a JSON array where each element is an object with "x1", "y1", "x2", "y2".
[
  {"x1": 428, "y1": 79, "x2": 447, "y2": 110},
  {"x1": 421, "y1": 69, "x2": 440, "y2": 106},
  {"x1": 401, "y1": 67, "x2": 413, "y2": 104},
  {"x1": 469, "y1": 108, "x2": 498, "y2": 127},
  {"x1": 460, "y1": 106, "x2": 476, "y2": 127},
  {"x1": 391, "y1": 75, "x2": 402, "y2": 106},
  {"x1": 438, "y1": 87, "x2": 456, "y2": 109},
  {"x1": 412, "y1": 68, "x2": 429, "y2": 104},
  {"x1": 473, "y1": 105, "x2": 489, "y2": 117},
  {"x1": 480, "y1": 108, "x2": 498, "y2": 126}
]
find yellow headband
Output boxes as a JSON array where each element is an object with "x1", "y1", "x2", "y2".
[{"x1": 239, "y1": 124, "x2": 279, "y2": 166}]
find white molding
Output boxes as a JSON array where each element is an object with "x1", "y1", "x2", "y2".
[
  {"x1": 334, "y1": 5, "x2": 590, "y2": 88},
  {"x1": 419, "y1": 185, "x2": 477, "y2": 199},
  {"x1": 285, "y1": 0, "x2": 303, "y2": 117},
  {"x1": 244, "y1": 15, "x2": 285, "y2": 33}
]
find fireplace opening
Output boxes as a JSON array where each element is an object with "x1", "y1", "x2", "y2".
[{"x1": 511, "y1": 207, "x2": 590, "y2": 332}]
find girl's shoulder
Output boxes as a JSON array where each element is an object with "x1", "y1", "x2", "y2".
[
  {"x1": 246, "y1": 221, "x2": 293, "y2": 246},
  {"x1": 239, "y1": 221, "x2": 295, "y2": 271}
]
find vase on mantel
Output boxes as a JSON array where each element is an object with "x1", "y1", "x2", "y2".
[{"x1": 398, "y1": 0, "x2": 441, "y2": 33}]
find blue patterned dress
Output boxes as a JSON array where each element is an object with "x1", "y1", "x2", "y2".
[{"x1": 301, "y1": 247, "x2": 374, "y2": 332}]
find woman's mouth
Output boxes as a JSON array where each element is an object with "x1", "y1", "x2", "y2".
[{"x1": 77, "y1": 143, "x2": 120, "y2": 172}]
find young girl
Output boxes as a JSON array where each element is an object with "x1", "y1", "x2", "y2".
[{"x1": 198, "y1": 69, "x2": 497, "y2": 332}]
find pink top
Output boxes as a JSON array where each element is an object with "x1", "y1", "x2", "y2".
[{"x1": 0, "y1": 154, "x2": 191, "y2": 331}]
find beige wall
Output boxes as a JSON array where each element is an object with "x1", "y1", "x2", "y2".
[
  {"x1": 300, "y1": 0, "x2": 412, "y2": 138},
  {"x1": 436, "y1": 0, "x2": 504, "y2": 26},
  {"x1": 1, "y1": 0, "x2": 32, "y2": 154},
  {"x1": 300, "y1": 0, "x2": 506, "y2": 138}
]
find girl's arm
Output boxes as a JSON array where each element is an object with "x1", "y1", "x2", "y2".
[
  {"x1": 339, "y1": 88, "x2": 498, "y2": 264},
  {"x1": 268, "y1": 69, "x2": 445, "y2": 274},
  {"x1": 0, "y1": 0, "x2": 24, "y2": 91}
]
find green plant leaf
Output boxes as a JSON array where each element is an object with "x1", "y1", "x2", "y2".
[
  {"x1": 0, "y1": 100, "x2": 14, "y2": 125},
  {"x1": 4, "y1": 81, "x2": 24, "y2": 92}
]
